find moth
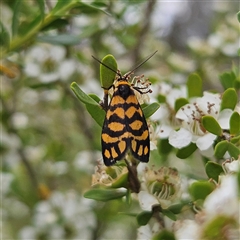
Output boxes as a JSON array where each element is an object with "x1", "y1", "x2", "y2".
[{"x1": 93, "y1": 51, "x2": 157, "y2": 166}]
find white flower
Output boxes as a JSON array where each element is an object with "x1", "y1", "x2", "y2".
[
  {"x1": 223, "y1": 158, "x2": 240, "y2": 174},
  {"x1": 174, "y1": 219, "x2": 200, "y2": 240},
  {"x1": 169, "y1": 92, "x2": 233, "y2": 153},
  {"x1": 24, "y1": 44, "x2": 78, "y2": 83},
  {"x1": 151, "y1": 83, "x2": 186, "y2": 139},
  {"x1": 91, "y1": 160, "x2": 128, "y2": 187},
  {"x1": 138, "y1": 167, "x2": 181, "y2": 211},
  {"x1": 203, "y1": 175, "x2": 239, "y2": 220}
]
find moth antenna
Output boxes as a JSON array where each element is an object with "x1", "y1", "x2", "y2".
[
  {"x1": 125, "y1": 50, "x2": 158, "y2": 78},
  {"x1": 92, "y1": 55, "x2": 121, "y2": 78}
]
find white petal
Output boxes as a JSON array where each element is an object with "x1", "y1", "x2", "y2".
[
  {"x1": 168, "y1": 128, "x2": 192, "y2": 148},
  {"x1": 58, "y1": 59, "x2": 77, "y2": 81},
  {"x1": 39, "y1": 73, "x2": 59, "y2": 83},
  {"x1": 138, "y1": 191, "x2": 159, "y2": 211},
  {"x1": 24, "y1": 63, "x2": 40, "y2": 77},
  {"x1": 158, "y1": 124, "x2": 173, "y2": 138},
  {"x1": 218, "y1": 109, "x2": 233, "y2": 129},
  {"x1": 224, "y1": 160, "x2": 240, "y2": 173},
  {"x1": 196, "y1": 133, "x2": 216, "y2": 151},
  {"x1": 137, "y1": 225, "x2": 152, "y2": 240},
  {"x1": 199, "y1": 146, "x2": 214, "y2": 157},
  {"x1": 174, "y1": 220, "x2": 200, "y2": 240},
  {"x1": 204, "y1": 175, "x2": 238, "y2": 218}
]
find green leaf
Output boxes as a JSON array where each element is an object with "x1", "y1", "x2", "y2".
[
  {"x1": 142, "y1": 102, "x2": 160, "y2": 119},
  {"x1": 84, "y1": 188, "x2": 127, "y2": 201},
  {"x1": 221, "y1": 88, "x2": 238, "y2": 111},
  {"x1": 137, "y1": 211, "x2": 153, "y2": 226},
  {"x1": 201, "y1": 116, "x2": 222, "y2": 136},
  {"x1": 38, "y1": 34, "x2": 82, "y2": 45},
  {"x1": 205, "y1": 161, "x2": 224, "y2": 182},
  {"x1": 41, "y1": 19, "x2": 69, "y2": 31},
  {"x1": 176, "y1": 143, "x2": 198, "y2": 159},
  {"x1": 17, "y1": 15, "x2": 43, "y2": 37},
  {"x1": 162, "y1": 209, "x2": 177, "y2": 221},
  {"x1": 157, "y1": 139, "x2": 172, "y2": 155},
  {"x1": 167, "y1": 202, "x2": 188, "y2": 214},
  {"x1": 237, "y1": 11, "x2": 240, "y2": 23},
  {"x1": 36, "y1": 0, "x2": 45, "y2": 20},
  {"x1": 202, "y1": 215, "x2": 236, "y2": 240},
  {"x1": 12, "y1": 0, "x2": 22, "y2": 36},
  {"x1": 51, "y1": 0, "x2": 75, "y2": 14},
  {"x1": 100, "y1": 54, "x2": 117, "y2": 89},
  {"x1": 152, "y1": 230, "x2": 176, "y2": 240},
  {"x1": 0, "y1": 21, "x2": 10, "y2": 48},
  {"x1": 174, "y1": 98, "x2": 188, "y2": 112},
  {"x1": 157, "y1": 94, "x2": 166, "y2": 103},
  {"x1": 70, "y1": 82, "x2": 105, "y2": 126},
  {"x1": 230, "y1": 135, "x2": 240, "y2": 144},
  {"x1": 189, "y1": 181, "x2": 215, "y2": 201},
  {"x1": 111, "y1": 172, "x2": 128, "y2": 188},
  {"x1": 230, "y1": 111, "x2": 240, "y2": 135},
  {"x1": 228, "y1": 142, "x2": 240, "y2": 159},
  {"x1": 219, "y1": 72, "x2": 236, "y2": 90},
  {"x1": 214, "y1": 141, "x2": 228, "y2": 158},
  {"x1": 88, "y1": 94, "x2": 101, "y2": 103},
  {"x1": 215, "y1": 140, "x2": 240, "y2": 159},
  {"x1": 187, "y1": 73, "x2": 202, "y2": 98},
  {"x1": 75, "y1": 2, "x2": 110, "y2": 15}
]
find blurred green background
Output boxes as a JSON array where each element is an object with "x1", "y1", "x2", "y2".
[{"x1": 1, "y1": 1, "x2": 239, "y2": 239}]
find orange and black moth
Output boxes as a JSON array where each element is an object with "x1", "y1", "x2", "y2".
[{"x1": 93, "y1": 52, "x2": 157, "y2": 166}]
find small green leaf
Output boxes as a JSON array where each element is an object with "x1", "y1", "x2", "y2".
[
  {"x1": 187, "y1": 73, "x2": 202, "y2": 98},
  {"x1": 205, "y1": 161, "x2": 224, "y2": 182},
  {"x1": 162, "y1": 209, "x2": 177, "y2": 221},
  {"x1": 38, "y1": 34, "x2": 82, "y2": 45},
  {"x1": 71, "y1": 82, "x2": 97, "y2": 105},
  {"x1": 230, "y1": 111, "x2": 240, "y2": 135},
  {"x1": 111, "y1": 172, "x2": 128, "y2": 188},
  {"x1": 174, "y1": 98, "x2": 188, "y2": 112},
  {"x1": 137, "y1": 211, "x2": 153, "y2": 226},
  {"x1": 88, "y1": 94, "x2": 101, "y2": 103},
  {"x1": 70, "y1": 82, "x2": 105, "y2": 126},
  {"x1": 167, "y1": 202, "x2": 188, "y2": 214},
  {"x1": 0, "y1": 22, "x2": 10, "y2": 48},
  {"x1": 142, "y1": 102, "x2": 160, "y2": 119},
  {"x1": 230, "y1": 135, "x2": 240, "y2": 144},
  {"x1": 36, "y1": 0, "x2": 45, "y2": 21},
  {"x1": 157, "y1": 94, "x2": 166, "y2": 103},
  {"x1": 72, "y1": 2, "x2": 110, "y2": 15},
  {"x1": 221, "y1": 88, "x2": 238, "y2": 110},
  {"x1": 51, "y1": 0, "x2": 74, "y2": 14},
  {"x1": 201, "y1": 116, "x2": 222, "y2": 136},
  {"x1": 100, "y1": 54, "x2": 117, "y2": 89},
  {"x1": 215, "y1": 140, "x2": 240, "y2": 159},
  {"x1": 214, "y1": 141, "x2": 228, "y2": 158},
  {"x1": 157, "y1": 139, "x2": 172, "y2": 155},
  {"x1": 202, "y1": 215, "x2": 236, "y2": 240},
  {"x1": 189, "y1": 181, "x2": 215, "y2": 201},
  {"x1": 176, "y1": 143, "x2": 197, "y2": 159},
  {"x1": 219, "y1": 72, "x2": 236, "y2": 90},
  {"x1": 152, "y1": 230, "x2": 176, "y2": 240},
  {"x1": 237, "y1": 11, "x2": 240, "y2": 23},
  {"x1": 12, "y1": 0, "x2": 22, "y2": 36},
  {"x1": 228, "y1": 142, "x2": 240, "y2": 159},
  {"x1": 84, "y1": 188, "x2": 127, "y2": 201}
]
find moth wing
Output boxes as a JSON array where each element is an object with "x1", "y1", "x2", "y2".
[
  {"x1": 101, "y1": 94, "x2": 129, "y2": 166},
  {"x1": 125, "y1": 94, "x2": 150, "y2": 163}
]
